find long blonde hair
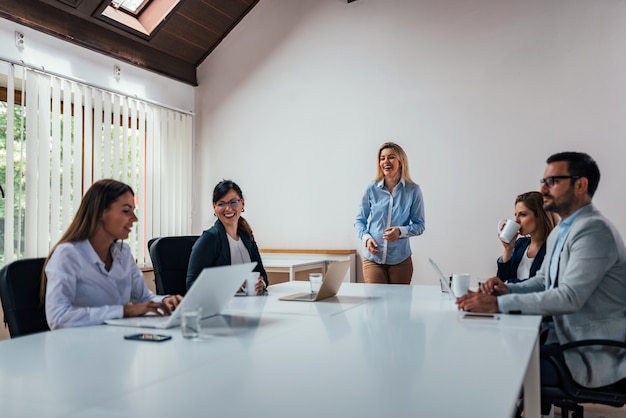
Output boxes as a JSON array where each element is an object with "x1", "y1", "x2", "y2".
[
  {"x1": 373, "y1": 142, "x2": 416, "y2": 184},
  {"x1": 40, "y1": 179, "x2": 134, "y2": 302}
]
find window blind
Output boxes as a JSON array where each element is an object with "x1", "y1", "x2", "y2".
[{"x1": 1, "y1": 62, "x2": 193, "y2": 267}]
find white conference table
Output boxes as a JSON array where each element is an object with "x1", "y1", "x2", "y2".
[{"x1": 0, "y1": 282, "x2": 541, "y2": 418}]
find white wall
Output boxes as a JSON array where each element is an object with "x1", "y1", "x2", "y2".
[
  {"x1": 0, "y1": 17, "x2": 194, "y2": 112},
  {"x1": 195, "y1": 0, "x2": 626, "y2": 284}
]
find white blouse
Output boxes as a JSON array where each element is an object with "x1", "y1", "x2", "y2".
[
  {"x1": 227, "y1": 233, "x2": 252, "y2": 265},
  {"x1": 45, "y1": 240, "x2": 163, "y2": 329},
  {"x1": 516, "y1": 246, "x2": 535, "y2": 280}
]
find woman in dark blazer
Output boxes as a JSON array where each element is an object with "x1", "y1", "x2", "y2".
[
  {"x1": 496, "y1": 191, "x2": 557, "y2": 283},
  {"x1": 186, "y1": 180, "x2": 268, "y2": 294}
]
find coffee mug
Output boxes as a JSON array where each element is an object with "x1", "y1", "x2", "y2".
[
  {"x1": 245, "y1": 272, "x2": 259, "y2": 296},
  {"x1": 452, "y1": 273, "x2": 470, "y2": 297},
  {"x1": 498, "y1": 219, "x2": 520, "y2": 243}
]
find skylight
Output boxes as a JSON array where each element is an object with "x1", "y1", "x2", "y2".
[
  {"x1": 101, "y1": 0, "x2": 180, "y2": 39},
  {"x1": 111, "y1": 0, "x2": 152, "y2": 16}
]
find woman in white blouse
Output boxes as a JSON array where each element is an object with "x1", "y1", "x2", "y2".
[{"x1": 42, "y1": 179, "x2": 182, "y2": 329}]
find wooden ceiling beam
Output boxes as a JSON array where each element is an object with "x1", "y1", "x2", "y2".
[{"x1": 0, "y1": 0, "x2": 197, "y2": 85}]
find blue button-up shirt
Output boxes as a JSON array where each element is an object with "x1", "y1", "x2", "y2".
[
  {"x1": 548, "y1": 206, "x2": 584, "y2": 289},
  {"x1": 354, "y1": 179, "x2": 425, "y2": 265}
]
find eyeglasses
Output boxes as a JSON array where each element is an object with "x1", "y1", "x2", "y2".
[
  {"x1": 215, "y1": 199, "x2": 241, "y2": 209},
  {"x1": 540, "y1": 176, "x2": 580, "y2": 188}
]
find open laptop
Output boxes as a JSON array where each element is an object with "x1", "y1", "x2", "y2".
[
  {"x1": 105, "y1": 262, "x2": 256, "y2": 329},
  {"x1": 428, "y1": 257, "x2": 457, "y2": 298},
  {"x1": 279, "y1": 260, "x2": 350, "y2": 302}
]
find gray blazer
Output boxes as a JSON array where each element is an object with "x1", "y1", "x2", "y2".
[{"x1": 500, "y1": 204, "x2": 626, "y2": 388}]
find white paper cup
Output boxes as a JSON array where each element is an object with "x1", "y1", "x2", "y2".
[
  {"x1": 246, "y1": 272, "x2": 259, "y2": 296},
  {"x1": 309, "y1": 273, "x2": 323, "y2": 294},
  {"x1": 498, "y1": 219, "x2": 520, "y2": 243},
  {"x1": 452, "y1": 273, "x2": 470, "y2": 297},
  {"x1": 181, "y1": 307, "x2": 202, "y2": 339}
]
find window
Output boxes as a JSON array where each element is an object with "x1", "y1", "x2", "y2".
[
  {"x1": 100, "y1": 0, "x2": 180, "y2": 39},
  {"x1": 0, "y1": 61, "x2": 193, "y2": 268},
  {"x1": 111, "y1": 0, "x2": 153, "y2": 16}
]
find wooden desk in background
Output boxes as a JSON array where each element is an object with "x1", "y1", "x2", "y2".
[{"x1": 260, "y1": 249, "x2": 356, "y2": 284}]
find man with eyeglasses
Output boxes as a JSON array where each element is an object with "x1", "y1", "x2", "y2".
[{"x1": 457, "y1": 151, "x2": 626, "y2": 391}]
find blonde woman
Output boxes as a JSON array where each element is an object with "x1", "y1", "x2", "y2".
[{"x1": 354, "y1": 142, "x2": 425, "y2": 284}]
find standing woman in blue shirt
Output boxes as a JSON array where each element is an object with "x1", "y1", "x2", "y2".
[{"x1": 354, "y1": 142, "x2": 425, "y2": 284}]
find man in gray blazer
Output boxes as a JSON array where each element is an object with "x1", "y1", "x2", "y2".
[{"x1": 457, "y1": 152, "x2": 626, "y2": 389}]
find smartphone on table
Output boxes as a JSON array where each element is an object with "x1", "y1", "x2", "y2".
[{"x1": 124, "y1": 333, "x2": 172, "y2": 342}]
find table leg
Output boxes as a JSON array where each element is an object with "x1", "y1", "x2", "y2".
[{"x1": 524, "y1": 336, "x2": 541, "y2": 418}]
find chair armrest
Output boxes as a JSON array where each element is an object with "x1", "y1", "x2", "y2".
[{"x1": 541, "y1": 339, "x2": 626, "y2": 359}]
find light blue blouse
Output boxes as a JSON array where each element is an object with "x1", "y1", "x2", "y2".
[{"x1": 354, "y1": 179, "x2": 425, "y2": 265}]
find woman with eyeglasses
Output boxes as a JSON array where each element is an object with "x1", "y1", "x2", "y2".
[
  {"x1": 186, "y1": 180, "x2": 268, "y2": 294},
  {"x1": 354, "y1": 142, "x2": 425, "y2": 284},
  {"x1": 495, "y1": 191, "x2": 558, "y2": 284},
  {"x1": 42, "y1": 179, "x2": 183, "y2": 330}
]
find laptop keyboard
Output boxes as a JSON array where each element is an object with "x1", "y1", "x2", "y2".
[{"x1": 293, "y1": 293, "x2": 316, "y2": 301}]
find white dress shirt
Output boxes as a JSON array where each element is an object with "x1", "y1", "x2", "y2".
[{"x1": 45, "y1": 240, "x2": 163, "y2": 329}]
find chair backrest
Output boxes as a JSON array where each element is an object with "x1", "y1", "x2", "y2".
[
  {"x1": 149, "y1": 236, "x2": 199, "y2": 296},
  {"x1": 0, "y1": 258, "x2": 50, "y2": 338}
]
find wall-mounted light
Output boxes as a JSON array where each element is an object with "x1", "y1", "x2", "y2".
[{"x1": 15, "y1": 31, "x2": 25, "y2": 49}]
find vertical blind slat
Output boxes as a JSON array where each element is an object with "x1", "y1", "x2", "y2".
[
  {"x1": 102, "y1": 93, "x2": 112, "y2": 179},
  {"x1": 137, "y1": 102, "x2": 147, "y2": 263},
  {"x1": 61, "y1": 80, "x2": 72, "y2": 229},
  {"x1": 72, "y1": 84, "x2": 83, "y2": 214},
  {"x1": 92, "y1": 90, "x2": 103, "y2": 180},
  {"x1": 50, "y1": 78, "x2": 62, "y2": 245},
  {"x1": 4, "y1": 65, "x2": 15, "y2": 261},
  {"x1": 83, "y1": 87, "x2": 93, "y2": 189},
  {"x1": 36, "y1": 74, "x2": 51, "y2": 256},
  {"x1": 112, "y1": 95, "x2": 120, "y2": 180}
]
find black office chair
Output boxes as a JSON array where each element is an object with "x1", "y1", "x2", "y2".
[
  {"x1": 540, "y1": 339, "x2": 626, "y2": 418},
  {"x1": 148, "y1": 236, "x2": 199, "y2": 296},
  {"x1": 0, "y1": 257, "x2": 50, "y2": 338}
]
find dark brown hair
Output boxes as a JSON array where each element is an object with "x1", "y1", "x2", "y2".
[
  {"x1": 213, "y1": 180, "x2": 254, "y2": 241},
  {"x1": 515, "y1": 191, "x2": 557, "y2": 243},
  {"x1": 40, "y1": 179, "x2": 134, "y2": 302}
]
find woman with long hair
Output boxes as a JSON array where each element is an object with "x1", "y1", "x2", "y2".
[
  {"x1": 186, "y1": 180, "x2": 268, "y2": 294},
  {"x1": 496, "y1": 191, "x2": 557, "y2": 283},
  {"x1": 354, "y1": 142, "x2": 425, "y2": 284},
  {"x1": 42, "y1": 179, "x2": 182, "y2": 329}
]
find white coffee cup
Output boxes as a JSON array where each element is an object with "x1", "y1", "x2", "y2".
[
  {"x1": 498, "y1": 219, "x2": 520, "y2": 243},
  {"x1": 452, "y1": 273, "x2": 470, "y2": 297},
  {"x1": 245, "y1": 272, "x2": 258, "y2": 296}
]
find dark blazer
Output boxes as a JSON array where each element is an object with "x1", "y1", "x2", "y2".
[
  {"x1": 186, "y1": 219, "x2": 268, "y2": 290},
  {"x1": 496, "y1": 237, "x2": 546, "y2": 283}
]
